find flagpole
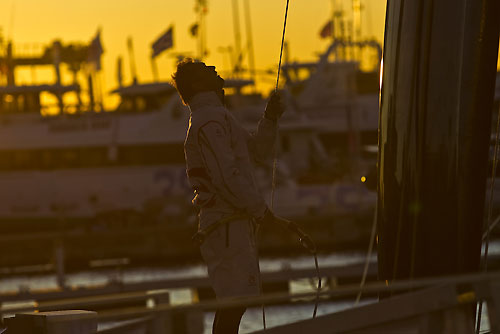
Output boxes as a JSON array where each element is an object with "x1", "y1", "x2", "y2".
[
  {"x1": 151, "y1": 56, "x2": 159, "y2": 82},
  {"x1": 97, "y1": 70, "x2": 105, "y2": 112},
  {"x1": 116, "y1": 56, "x2": 123, "y2": 88},
  {"x1": 331, "y1": 0, "x2": 337, "y2": 60},
  {"x1": 127, "y1": 37, "x2": 138, "y2": 84}
]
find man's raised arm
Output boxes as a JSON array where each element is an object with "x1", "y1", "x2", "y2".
[{"x1": 248, "y1": 92, "x2": 285, "y2": 162}]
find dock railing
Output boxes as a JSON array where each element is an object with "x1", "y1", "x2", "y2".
[{"x1": 2, "y1": 270, "x2": 500, "y2": 333}]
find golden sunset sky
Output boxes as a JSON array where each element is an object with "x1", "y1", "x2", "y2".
[
  {"x1": 2, "y1": 0, "x2": 499, "y2": 111},
  {"x1": 0, "y1": 0, "x2": 388, "y2": 109}
]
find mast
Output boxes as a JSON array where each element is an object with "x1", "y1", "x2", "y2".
[
  {"x1": 127, "y1": 37, "x2": 138, "y2": 84},
  {"x1": 351, "y1": 0, "x2": 362, "y2": 62},
  {"x1": 6, "y1": 41, "x2": 14, "y2": 86},
  {"x1": 195, "y1": 0, "x2": 208, "y2": 60},
  {"x1": 243, "y1": 0, "x2": 256, "y2": 84},
  {"x1": 333, "y1": 0, "x2": 345, "y2": 61},
  {"x1": 378, "y1": 0, "x2": 500, "y2": 288},
  {"x1": 231, "y1": 0, "x2": 242, "y2": 76}
]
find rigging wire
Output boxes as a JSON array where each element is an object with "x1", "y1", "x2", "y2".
[{"x1": 476, "y1": 101, "x2": 500, "y2": 334}]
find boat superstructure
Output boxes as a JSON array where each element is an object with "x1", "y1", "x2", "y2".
[{"x1": 0, "y1": 33, "x2": 380, "y2": 235}]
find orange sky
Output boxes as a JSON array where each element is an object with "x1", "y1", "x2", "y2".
[
  {"x1": 1, "y1": 0, "x2": 384, "y2": 109},
  {"x1": 2, "y1": 0, "x2": 499, "y2": 112}
]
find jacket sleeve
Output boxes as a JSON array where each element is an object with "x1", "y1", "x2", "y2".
[
  {"x1": 198, "y1": 121, "x2": 267, "y2": 218},
  {"x1": 247, "y1": 116, "x2": 278, "y2": 163}
]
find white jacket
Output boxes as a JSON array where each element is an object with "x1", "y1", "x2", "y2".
[{"x1": 184, "y1": 91, "x2": 277, "y2": 229}]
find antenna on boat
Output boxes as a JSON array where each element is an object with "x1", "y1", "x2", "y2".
[
  {"x1": 352, "y1": 0, "x2": 362, "y2": 42},
  {"x1": 127, "y1": 37, "x2": 138, "y2": 84},
  {"x1": 352, "y1": 0, "x2": 362, "y2": 61},
  {"x1": 116, "y1": 56, "x2": 123, "y2": 88}
]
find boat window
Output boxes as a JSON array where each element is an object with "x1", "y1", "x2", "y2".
[
  {"x1": 83, "y1": 147, "x2": 108, "y2": 167},
  {"x1": 25, "y1": 93, "x2": 41, "y2": 113},
  {"x1": 0, "y1": 144, "x2": 185, "y2": 171},
  {"x1": 118, "y1": 144, "x2": 185, "y2": 165},
  {"x1": 1, "y1": 94, "x2": 16, "y2": 113},
  {"x1": 60, "y1": 149, "x2": 80, "y2": 168},
  {"x1": 116, "y1": 98, "x2": 134, "y2": 112},
  {"x1": 12, "y1": 150, "x2": 32, "y2": 169},
  {"x1": 135, "y1": 97, "x2": 147, "y2": 112},
  {"x1": 17, "y1": 95, "x2": 25, "y2": 113}
]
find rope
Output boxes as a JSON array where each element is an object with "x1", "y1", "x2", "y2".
[
  {"x1": 265, "y1": 0, "x2": 322, "y2": 324},
  {"x1": 271, "y1": 0, "x2": 322, "y2": 319},
  {"x1": 255, "y1": 224, "x2": 266, "y2": 330},
  {"x1": 476, "y1": 101, "x2": 500, "y2": 333},
  {"x1": 270, "y1": 0, "x2": 289, "y2": 210},
  {"x1": 312, "y1": 253, "x2": 321, "y2": 318},
  {"x1": 355, "y1": 206, "x2": 378, "y2": 305},
  {"x1": 275, "y1": 0, "x2": 290, "y2": 93},
  {"x1": 263, "y1": 0, "x2": 290, "y2": 329}
]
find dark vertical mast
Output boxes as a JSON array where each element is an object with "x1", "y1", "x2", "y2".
[
  {"x1": 196, "y1": 0, "x2": 208, "y2": 60},
  {"x1": 127, "y1": 37, "x2": 138, "y2": 84},
  {"x1": 243, "y1": 0, "x2": 256, "y2": 84},
  {"x1": 378, "y1": 0, "x2": 499, "y2": 284},
  {"x1": 232, "y1": 0, "x2": 242, "y2": 76}
]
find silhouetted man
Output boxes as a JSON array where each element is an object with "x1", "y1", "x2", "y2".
[{"x1": 173, "y1": 58, "x2": 284, "y2": 333}]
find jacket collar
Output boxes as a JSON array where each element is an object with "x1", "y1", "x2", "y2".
[{"x1": 188, "y1": 91, "x2": 223, "y2": 112}]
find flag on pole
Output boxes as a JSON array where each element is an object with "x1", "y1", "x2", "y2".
[
  {"x1": 319, "y1": 20, "x2": 333, "y2": 39},
  {"x1": 152, "y1": 26, "x2": 174, "y2": 58},
  {"x1": 189, "y1": 23, "x2": 199, "y2": 37},
  {"x1": 195, "y1": 0, "x2": 208, "y2": 13},
  {"x1": 88, "y1": 30, "x2": 104, "y2": 71}
]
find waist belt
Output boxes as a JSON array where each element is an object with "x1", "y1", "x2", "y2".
[{"x1": 192, "y1": 213, "x2": 249, "y2": 245}]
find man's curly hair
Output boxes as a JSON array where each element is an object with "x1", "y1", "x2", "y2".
[{"x1": 172, "y1": 58, "x2": 205, "y2": 105}]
